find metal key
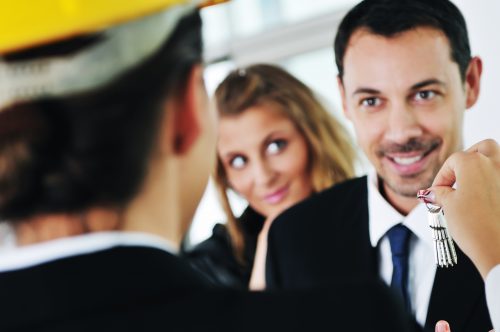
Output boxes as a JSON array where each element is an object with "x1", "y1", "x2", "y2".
[{"x1": 427, "y1": 207, "x2": 458, "y2": 268}]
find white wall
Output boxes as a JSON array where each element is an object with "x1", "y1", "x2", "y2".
[{"x1": 454, "y1": 0, "x2": 500, "y2": 147}]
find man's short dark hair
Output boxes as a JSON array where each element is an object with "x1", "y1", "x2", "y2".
[{"x1": 334, "y1": 0, "x2": 471, "y2": 81}]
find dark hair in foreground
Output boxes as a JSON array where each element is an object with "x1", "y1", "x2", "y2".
[
  {"x1": 0, "y1": 11, "x2": 202, "y2": 221},
  {"x1": 334, "y1": 0, "x2": 471, "y2": 81}
]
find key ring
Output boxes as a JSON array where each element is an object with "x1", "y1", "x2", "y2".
[
  {"x1": 418, "y1": 190, "x2": 457, "y2": 267},
  {"x1": 417, "y1": 191, "x2": 442, "y2": 213},
  {"x1": 425, "y1": 202, "x2": 442, "y2": 214}
]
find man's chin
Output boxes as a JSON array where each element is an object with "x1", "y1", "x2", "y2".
[
  {"x1": 389, "y1": 185, "x2": 421, "y2": 198},
  {"x1": 382, "y1": 175, "x2": 434, "y2": 198}
]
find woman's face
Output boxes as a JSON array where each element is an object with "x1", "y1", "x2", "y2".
[{"x1": 217, "y1": 104, "x2": 313, "y2": 220}]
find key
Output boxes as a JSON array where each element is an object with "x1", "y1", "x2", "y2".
[{"x1": 427, "y1": 206, "x2": 458, "y2": 268}]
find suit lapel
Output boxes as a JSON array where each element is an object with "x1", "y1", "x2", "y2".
[{"x1": 350, "y1": 177, "x2": 379, "y2": 277}]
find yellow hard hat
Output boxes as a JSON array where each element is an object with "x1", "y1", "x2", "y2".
[
  {"x1": 0, "y1": 0, "x2": 228, "y2": 109},
  {"x1": 0, "y1": 0, "x2": 226, "y2": 54}
]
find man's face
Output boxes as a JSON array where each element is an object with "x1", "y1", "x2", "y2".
[{"x1": 339, "y1": 27, "x2": 479, "y2": 209}]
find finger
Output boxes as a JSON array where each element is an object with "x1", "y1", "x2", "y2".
[
  {"x1": 432, "y1": 139, "x2": 500, "y2": 188},
  {"x1": 465, "y1": 139, "x2": 499, "y2": 160},
  {"x1": 435, "y1": 320, "x2": 451, "y2": 332},
  {"x1": 418, "y1": 185, "x2": 454, "y2": 207},
  {"x1": 431, "y1": 153, "x2": 459, "y2": 188}
]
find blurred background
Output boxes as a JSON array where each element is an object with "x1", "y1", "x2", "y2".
[{"x1": 186, "y1": 0, "x2": 500, "y2": 246}]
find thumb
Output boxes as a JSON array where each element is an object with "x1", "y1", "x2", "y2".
[
  {"x1": 417, "y1": 185, "x2": 454, "y2": 207},
  {"x1": 435, "y1": 320, "x2": 451, "y2": 332}
]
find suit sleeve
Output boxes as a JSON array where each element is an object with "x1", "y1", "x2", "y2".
[{"x1": 486, "y1": 264, "x2": 500, "y2": 331}]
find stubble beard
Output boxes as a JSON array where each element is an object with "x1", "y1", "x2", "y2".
[
  {"x1": 373, "y1": 137, "x2": 444, "y2": 198},
  {"x1": 380, "y1": 162, "x2": 441, "y2": 198}
]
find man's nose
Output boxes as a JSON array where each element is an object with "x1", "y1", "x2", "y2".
[{"x1": 384, "y1": 103, "x2": 423, "y2": 144}]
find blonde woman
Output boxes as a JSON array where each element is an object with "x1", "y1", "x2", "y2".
[{"x1": 184, "y1": 64, "x2": 357, "y2": 290}]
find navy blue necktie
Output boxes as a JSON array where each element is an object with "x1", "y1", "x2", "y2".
[{"x1": 387, "y1": 224, "x2": 412, "y2": 312}]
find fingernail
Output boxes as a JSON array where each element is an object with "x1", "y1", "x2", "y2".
[
  {"x1": 436, "y1": 321, "x2": 450, "y2": 332},
  {"x1": 417, "y1": 189, "x2": 435, "y2": 203}
]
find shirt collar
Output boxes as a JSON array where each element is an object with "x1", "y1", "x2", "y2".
[
  {"x1": 0, "y1": 231, "x2": 177, "y2": 273},
  {"x1": 367, "y1": 169, "x2": 434, "y2": 248},
  {"x1": 0, "y1": 222, "x2": 16, "y2": 251}
]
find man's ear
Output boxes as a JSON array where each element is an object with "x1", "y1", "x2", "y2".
[
  {"x1": 465, "y1": 56, "x2": 482, "y2": 109},
  {"x1": 337, "y1": 76, "x2": 351, "y2": 120},
  {"x1": 171, "y1": 65, "x2": 205, "y2": 155}
]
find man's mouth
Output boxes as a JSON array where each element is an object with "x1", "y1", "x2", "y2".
[
  {"x1": 379, "y1": 139, "x2": 441, "y2": 174},
  {"x1": 392, "y1": 154, "x2": 424, "y2": 165},
  {"x1": 389, "y1": 146, "x2": 437, "y2": 165}
]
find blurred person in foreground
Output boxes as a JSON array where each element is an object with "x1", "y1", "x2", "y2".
[{"x1": 0, "y1": 1, "x2": 413, "y2": 331}]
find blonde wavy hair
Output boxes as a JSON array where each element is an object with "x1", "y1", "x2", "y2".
[{"x1": 214, "y1": 64, "x2": 357, "y2": 263}]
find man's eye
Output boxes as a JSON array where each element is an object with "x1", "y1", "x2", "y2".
[
  {"x1": 230, "y1": 156, "x2": 246, "y2": 169},
  {"x1": 361, "y1": 97, "x2": 381, "y2": 107},
  {"x1": 266, "y1": 140, "x2": 287, "y2": 155},
  {"x1": 415, "y1": 90, "x2": 436, "y2": 101}
]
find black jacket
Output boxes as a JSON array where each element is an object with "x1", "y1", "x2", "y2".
[
  {"x1": 0, "y1": 244, "x2": 417, "y2": 332},
  {"x1": 182, "y1": 207, "x2": 264, "y2": 289},
  {"x1": 266, "y1": 176, "x2": 493, "y2": 332}
]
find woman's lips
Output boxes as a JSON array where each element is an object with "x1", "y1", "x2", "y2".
[{"x1": 263, "y1": 185, "x2": 289, "y2": 204}]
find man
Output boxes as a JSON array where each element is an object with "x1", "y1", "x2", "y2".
[
  {"x1": 265, "y1": 1, "x2": 492, "y2": 331},
  {"x1": 0, "y1": 1, "x2": 413, "y2": 331}
]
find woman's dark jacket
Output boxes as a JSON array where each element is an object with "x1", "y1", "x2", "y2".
[{"x1": 181, "y1": 207, "x2": 264, "y2": 289}]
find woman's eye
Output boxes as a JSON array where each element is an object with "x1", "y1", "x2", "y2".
[
  {"x1": 361, "y1": 97, "x2": 381, "y2": 107},
  {"x1": 266, "y1": 140, "x2": 287, "y2": 155},
  {"x1": 230, "y1": 156, "x2": 246, "y2": 169},
  {"x1": 415, "y1": 90, "x2": 436, "y2": 101}
]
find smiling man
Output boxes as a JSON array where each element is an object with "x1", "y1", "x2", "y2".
[
  {"x1": 265, "y1": 1, "x2": 492, "y2": 331},
  {"x1": 341, "y1": 25, "x2": 478, "y2": 214}
]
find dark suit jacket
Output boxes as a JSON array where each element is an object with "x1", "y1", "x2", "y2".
[
  {"x1": 266, "y1": 176, "x2": 493, "y2": 332},
  {"x1": 0, "y1": 244, "x2": 416, "y2": 332}
]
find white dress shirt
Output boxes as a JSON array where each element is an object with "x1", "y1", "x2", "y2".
[
  {"x1": 367, "y1": 170, "x2": 436, "y2": 327},
  {"x1": 486, "y1": 264, "x2": 500, "y2": 331},
  {"x1": 0, "y1": 231, "x2": 177, "y2": 273},
  {"x1": 0, "y1": 222, "x2": 16, "y2": 251}
]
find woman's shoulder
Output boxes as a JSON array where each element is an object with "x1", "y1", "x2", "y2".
[
  {"x1": 238, "y1": 207, "x2": 265, "y2": 237},
  {"x1": 185, "y1": 223, "x2": 231, "y2": 256},
  {"x1": 181, "y1": 223, "x2": 250, "y2": 288}
]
